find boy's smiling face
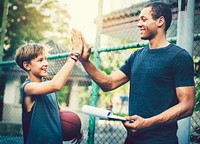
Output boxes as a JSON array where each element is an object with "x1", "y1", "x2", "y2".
[{"x1": 28, "y1": 52, "x2": 49, "y2": 81}]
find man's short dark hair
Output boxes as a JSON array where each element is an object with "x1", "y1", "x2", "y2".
[{"x1": 144, "y1": 2, "x2": 172, "y2": 31}]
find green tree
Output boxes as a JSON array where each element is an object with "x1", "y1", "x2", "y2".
[
  {"x1": 3, "y1": 0, "x2": 50, "y2": 58},
  {"x1": 1, "y1": 0, "x2": 71, "y2": 58},
  {"x1": 56, "y1": 85, "x2": 70, "y2": 105}
]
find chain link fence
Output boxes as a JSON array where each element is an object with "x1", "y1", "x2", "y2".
[{"x1": 0, "y1": 0, "x2": 200, "y2": 144}]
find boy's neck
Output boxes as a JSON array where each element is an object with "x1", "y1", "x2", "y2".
[{"x1": 28, "y1": 74, "x2": 42, "y2": 82}]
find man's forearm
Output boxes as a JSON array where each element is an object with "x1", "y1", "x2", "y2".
[
  {"x1": 145, "y1": 101, "x2": 194, "y2": 128},
  {"x1": 81, "y1": 60, "x2": 112, "y2": 91}
]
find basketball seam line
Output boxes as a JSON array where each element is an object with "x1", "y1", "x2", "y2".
[{"x1": 61, "y1": 120, "x2": 81, "y2": 128}]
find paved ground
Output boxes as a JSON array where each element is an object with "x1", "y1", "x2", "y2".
[
  {"x1": 0, "y1": 120, "x2": 126, "y2": 144},
  {"x1": 0, "y1": 136, "x2": 23, "y2": 144},
  {"x1": 2, "y1": 116, "x2": 199, "y2": 144}
]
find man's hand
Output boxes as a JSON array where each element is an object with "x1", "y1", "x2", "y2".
[
  {"x1": 79, "y1": 32, "x2": 92, "y2": 63},
  {"x1": 123, "y1": 115, "x2": 148, "y2": 135}
]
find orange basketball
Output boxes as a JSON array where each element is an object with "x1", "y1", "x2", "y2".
[{"x1": 59, "y1": 109, "x2": 82, "y2": 141}]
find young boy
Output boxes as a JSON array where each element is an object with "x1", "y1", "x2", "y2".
[{"x1": 15, "y1": 29, "x2": 83, "y2": 144}]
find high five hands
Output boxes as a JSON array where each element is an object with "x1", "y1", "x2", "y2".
[{"x1": 70, "y1": 28, "x2": 92, "y2": 63}]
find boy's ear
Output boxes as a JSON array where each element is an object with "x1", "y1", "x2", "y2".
[{"x1": 23, "y1": 61, "x2": 30, "y2": 71}]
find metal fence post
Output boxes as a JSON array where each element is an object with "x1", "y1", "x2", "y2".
[
  {"x1": 0, "y1": 0, "x2": 9, "y2": 63},
  {"x1": 0, "y1": 0, "x2": 9, "y2": 121},
  {"x1": 87, "y1": 0, "x2": 103, "y2": 144},
  {"x1": 176, "y1": 0, "x2": 195, "y2": 144}
]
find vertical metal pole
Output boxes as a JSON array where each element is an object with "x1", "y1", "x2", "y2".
[
  {"x1": 0, "y1": 0, "x2": 9, "y2": 63},
  {"x1": 0, "y1": 0, "x2": 9, "y2": 121},
  {"x1": 176, "y1": 0, "x2": 195, "y2": 144},
  {"x1": 87, "y1": 0, "x2": 103, "y2": 144}
]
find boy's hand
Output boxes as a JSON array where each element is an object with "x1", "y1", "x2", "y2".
[
  {"x1": 71, "y1": 130, "x2": 84, "y2": 144},
  {"x1": 71, "y1": 29, "x2": 83, "y2": 55}
]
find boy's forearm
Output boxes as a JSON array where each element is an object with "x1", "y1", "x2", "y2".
[{"x1": 51, "y1": 58, "x2": 76, "y2": 90}]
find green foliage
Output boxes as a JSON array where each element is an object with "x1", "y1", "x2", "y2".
[
  {"x1": 0, "y1": 95, "x2": 3, "y2": 102},
  {"x1": 194, "y1": 57, "x2": 200, "y2": 111},
  {"x1": 195, "y1": 78, "x2": 200, "y2": 111},
  {"x1": 113, "y1": 112, "x2": 128, "y2": 117},
  {"x1": 1, "y1": 0, "x2": 71, "y2": 58},
  {"x1": 78, "y1": 87, "x2": 91, "y2": 107},
  {"x1": 56, "y1": 86, "x2": 69, "y2": 104},
  {"x1": 4, "y1": 0, "x2": 51, "y2": 57},
  {"x1": 0, "y1": 1, "x2": 4, "y2": 25}
]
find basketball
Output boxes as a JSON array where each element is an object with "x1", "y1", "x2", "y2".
[{"x1": 59, "y1": 109, "x2": 82, "y2": 141}]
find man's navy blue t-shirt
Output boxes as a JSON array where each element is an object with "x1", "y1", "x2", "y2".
[{"x1": 120, "y1": 44, "x2": 194, "y2": 144}]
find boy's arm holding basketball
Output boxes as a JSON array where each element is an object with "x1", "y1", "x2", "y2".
[{"x1": 71, "y1": 130, "x2": 84, "y2": 144}]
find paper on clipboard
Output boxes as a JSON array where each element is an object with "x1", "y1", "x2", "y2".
[{"x1": 82, "y1": 105, "x2": 126, "y2": 122}]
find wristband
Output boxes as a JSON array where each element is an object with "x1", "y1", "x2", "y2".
[
  {"x1": 70, "y1": 52, "x2": 81, "y2": 59},
  {"x1": 70, "y1": 56, "x2": 77, "y2": 62}
]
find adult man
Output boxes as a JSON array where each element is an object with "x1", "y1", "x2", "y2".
[{"x1": 79, "y1": 2, "x2": 195, "y2": 144}]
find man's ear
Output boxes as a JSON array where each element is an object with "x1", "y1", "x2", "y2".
[
  {"x1": 157, "y1": 16, "x2": 165, "y2": 28},
  {"x1": 23, "y1": 61, "x2": 30, "y2": 71}
]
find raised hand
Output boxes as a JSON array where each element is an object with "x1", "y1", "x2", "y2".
[
  {"x1": 79, "y1": 32, "x2": 92, "y2": 63},
  {"x1": 71, "y1": 28, "x2": 83, "y2": 55}
]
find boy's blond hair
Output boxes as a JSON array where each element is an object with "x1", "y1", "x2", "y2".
[{"x1": 15, "y1": 42, "x2": 51, "y2": 71}]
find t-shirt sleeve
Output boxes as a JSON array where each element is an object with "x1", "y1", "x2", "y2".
[
  {"x1": 173, "y1": 50, "x2": 195, "y2": 87},
  {"x1": 120, "y1": 52, "x2": 137, "y2": 79},
  {"x1": 20, "y1": 80, "x2": 31, "y2": 104}
]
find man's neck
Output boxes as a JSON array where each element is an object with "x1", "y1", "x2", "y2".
[{"x1": 149, "y1": 34, "x2": 169, "y2": 49}]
